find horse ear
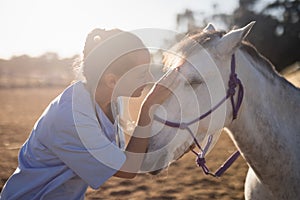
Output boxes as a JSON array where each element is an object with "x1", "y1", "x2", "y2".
[
  {"x1": 203, "y1": 23, "x2": 216, "y2": 32},
  {"x1": 216, "y1": 21, "x2": 255, "y2": 55}
]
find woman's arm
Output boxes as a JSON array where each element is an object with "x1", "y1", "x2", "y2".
[
  {"x1": 114, "y1": 69, "x2": 178, "y2": 178},
  {"x1": 113, "y1": 104, "x2": 152, "y2": 179}
]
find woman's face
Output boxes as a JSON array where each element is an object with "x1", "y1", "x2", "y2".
[
  {"x1": 115, "y1": 65, "x2": 152, "y2": 97},
  {"x1": 112, "y1": 50, "x2": 152, "y2": 98}
]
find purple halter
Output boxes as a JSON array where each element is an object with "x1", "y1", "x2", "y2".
[{"x1": 154, "y1": 54, "x2": 244, "y2": 177}]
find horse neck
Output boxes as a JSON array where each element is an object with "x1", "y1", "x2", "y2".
[{"x1": 228, "y1": 49, "x2": 300, "y2": 195}]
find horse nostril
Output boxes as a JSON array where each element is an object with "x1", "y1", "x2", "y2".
[
  {"x1": 149, "y1": 169, "x2": 163, "y2": 175},
  {"x1": 189, "y1": 143, "x2": 196, "y2": 151}
]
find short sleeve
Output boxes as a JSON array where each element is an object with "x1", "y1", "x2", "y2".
[
  {"x1": 45, "y1": 111, "x2": 126, "y2": 189},
  {"x1": 40, "y1": 82, "x2": 126, "y2": 189}
]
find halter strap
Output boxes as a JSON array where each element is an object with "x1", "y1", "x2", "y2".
[
  {"x1": 228, "y1": 54, "x2": 244, "y2": 120},
  {"x1": 153, "y1": 54, "x2": 243, "y2": 177}
]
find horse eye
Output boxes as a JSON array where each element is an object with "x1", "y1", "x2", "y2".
[
  {"x1": 185, "y1": 78, "x2": 203, "y2": 88},
  {"x1": 189, "y1": 78, "x2": 203, "y2": 86}
]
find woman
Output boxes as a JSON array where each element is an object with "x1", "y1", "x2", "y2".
[{"x1": 1, "y1": 29, "x2": 178, "y2": 199}]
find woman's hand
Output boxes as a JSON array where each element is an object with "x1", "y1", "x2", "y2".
[{"x1": 139, "y1": 69, "x2": 179, "y2": 126}]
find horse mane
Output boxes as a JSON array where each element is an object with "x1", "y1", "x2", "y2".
[
  {"x1": 162, "y1": 31, "x2": 225, "y2": 71},
  {"x1": 239, "y1": 41, "x2": 300, "y2": 93},
  {"x1": 239, "y1": 41, "x2": 280, "y2": 79}
]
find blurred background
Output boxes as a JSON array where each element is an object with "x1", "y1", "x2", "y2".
[
  {"x1": 0, "y1": 1, "x2": 299, "y2": 199},
  {"x1": 1, "y1": 0, "x2": 299, "y2": 88}
]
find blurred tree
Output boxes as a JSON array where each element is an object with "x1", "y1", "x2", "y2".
[
  {"x1": 176, "y1": 0, "x2": 300, "y2": 71},
  {"x1": 176, "y1": 9, "x2": 196, "y2": 33},
  {"x1": 0, "y1": 53, "x2": 76, "y2": 88},
  {"x1": 231, "y1": 0, "x2": 300, "y2": 71}
]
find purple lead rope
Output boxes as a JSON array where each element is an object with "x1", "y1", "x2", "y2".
[
  {"x1": 153, "y1": 54, "x2": 243, "y2": 177},
  {"x1": 188, "y1": 129, "x2": 241, "y2": 177}
]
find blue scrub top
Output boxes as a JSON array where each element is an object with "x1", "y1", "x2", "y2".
[{"x1": 0, "y1": 81, "x2": 126, "y2": 200}]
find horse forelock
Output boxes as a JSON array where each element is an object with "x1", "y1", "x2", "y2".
[{"x1": 163, "y1": 30, "x2": 225, "y2": 71}]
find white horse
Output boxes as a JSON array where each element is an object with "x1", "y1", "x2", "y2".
[{"x1": 133, "y1": 22, "x2": 300, "y2": 199}]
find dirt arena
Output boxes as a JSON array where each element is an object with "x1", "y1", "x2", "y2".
[{"x1": 0, "y1": 87, "x2": 249, "y2": 199}]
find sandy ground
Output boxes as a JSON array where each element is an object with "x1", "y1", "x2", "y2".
[{"x1": 0, "y1": 87, "x2": 248, "y2": 199}]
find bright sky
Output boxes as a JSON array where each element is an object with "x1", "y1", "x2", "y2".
[{"x1": 0, "y1": 0, "x2": 238, "y2": 59}]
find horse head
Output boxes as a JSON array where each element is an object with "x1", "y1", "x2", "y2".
[{"x1": 122, "y1": 22, "x2": 255, "y2": 174}]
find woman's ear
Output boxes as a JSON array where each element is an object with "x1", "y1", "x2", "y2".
[{"x1": 103, "y1": 73, "x2": 118, "y2": 89}]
